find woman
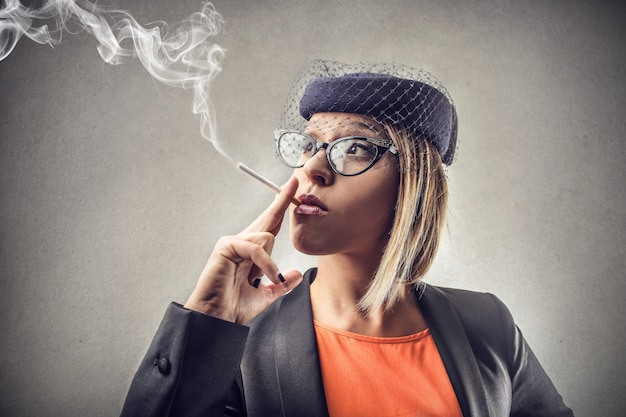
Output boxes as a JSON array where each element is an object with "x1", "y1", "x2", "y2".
[{"x1": 120, "y1": 60, "x2": 574, "y2": 416}]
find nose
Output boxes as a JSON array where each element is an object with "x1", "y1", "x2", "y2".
[
  {"x1": 310, "y1": 141, "x2": 330, "y2": 156},
  {"x1": 299, "y1": 146, "x2": 334, "y2": 186}
]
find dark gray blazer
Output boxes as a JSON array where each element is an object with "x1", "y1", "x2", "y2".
[{"x1": 120, "y1": 269, "x2": 574, "y2": 417}]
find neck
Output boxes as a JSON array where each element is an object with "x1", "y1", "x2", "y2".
[{"x1": 310, "y1": 255, "x2": 427, "y2": 337}]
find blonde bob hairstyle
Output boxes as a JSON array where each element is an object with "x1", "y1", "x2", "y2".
[{"x1": 357, "y1": 126, "x2": 448, "y2": 315}]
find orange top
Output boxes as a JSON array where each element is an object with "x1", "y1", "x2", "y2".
[{"x1": 314, "y1": 321, "x2": 463, "y2": 417}]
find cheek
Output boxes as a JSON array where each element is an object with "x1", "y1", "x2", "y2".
[
  {"x1": 354, "y1": 190, "x2": 396, "y2": 234},
  {"x1": 365, "y1": 179, "x2": 400, "y2": 236},
  {"x1": 333, "y1": 184, "x2": 397, "y2": 242},
  {"x1": 348, "y1": 174, "x2": 398, "y2": 225}
]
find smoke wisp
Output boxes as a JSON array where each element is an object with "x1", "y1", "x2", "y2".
[{"x1": 0, "y1": 0, "x2": 229, "y2": 157}]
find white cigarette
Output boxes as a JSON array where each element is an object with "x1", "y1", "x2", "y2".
[{"x1": 236, "y1": 162, "x2": 301, "y2": 205}]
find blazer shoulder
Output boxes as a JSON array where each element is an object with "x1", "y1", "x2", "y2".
[
  {"x1": 421, "y1": 284, "x2": 516, "y2": 347},
  {"x1": 424, "y1": 284, "x2": 513, "y2": 320}
]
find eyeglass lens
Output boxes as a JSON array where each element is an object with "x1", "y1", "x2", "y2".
[{"x1": 277, "y1": 131, "x2": 381, "y2": 175}]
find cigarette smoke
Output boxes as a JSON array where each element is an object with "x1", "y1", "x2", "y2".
[{"x1": 0, "y1": 0, "x2": 229, "y2": 158}]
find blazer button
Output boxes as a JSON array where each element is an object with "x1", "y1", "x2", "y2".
[{"x1": 154, "y1": 357, "x2": 171, "y2": 375}]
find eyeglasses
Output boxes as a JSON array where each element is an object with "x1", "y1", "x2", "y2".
[{"x1": 275, "y1": 129, "x2": 398, "y2": 176}]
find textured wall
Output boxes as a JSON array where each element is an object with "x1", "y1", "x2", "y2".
[{"x1": 0, "y1": 0, "x2": 624, "y2": 416}]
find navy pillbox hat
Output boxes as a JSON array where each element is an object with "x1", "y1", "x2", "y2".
[{"x1": 299, "y1": 72, "x2": 457, "y2": 165}]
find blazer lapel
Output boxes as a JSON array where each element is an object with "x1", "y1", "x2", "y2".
[
  {"x1": 418, "y1": 284, "x2": 491, "y2": 417},
  {"x1": 274, "y1": 270, "x2": 330, "y2": 417}
]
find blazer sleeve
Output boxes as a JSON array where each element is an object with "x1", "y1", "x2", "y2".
[
  {"x1": 119, "y1": 302, "x2": 249, "y2": 417},
  {"x1": 491, "y1": 295, "x2": 575, "y2": 417}
]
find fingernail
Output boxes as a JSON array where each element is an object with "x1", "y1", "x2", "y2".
[
  {"x1": 278, "y1": 273, "x2": 286, "y2": 283},
  {"x1": 252, "y1": 278, "x2": 261, "y2": 288}
]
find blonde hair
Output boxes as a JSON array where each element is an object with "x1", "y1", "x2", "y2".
[{"x1": 357, "y1": 127, "x2": 448, "y2": 315}]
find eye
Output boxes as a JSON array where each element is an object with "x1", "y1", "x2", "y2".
[
  {"x1": 345, "y1": 142, "x2": 371, "y2": 156},
  {"x1": 338, "y1": 138, "x2": 376, "y2": 159},
  {"x1": 303, "y1": 139, "x2": 315, "y2": 153}
]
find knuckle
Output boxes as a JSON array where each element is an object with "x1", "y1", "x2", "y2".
[
  {"x1": 216, "y1": 235, "x2": 236, "y2": 246},
  {"x1": 249, "y1": 243, "x2": 267, "y2": 257}
]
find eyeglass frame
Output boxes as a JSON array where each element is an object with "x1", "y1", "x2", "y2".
[{"x1": 274, "y1": 129, "x2": 399, "y2": 177}]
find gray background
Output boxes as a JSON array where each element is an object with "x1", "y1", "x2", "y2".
[{"x1": 1, "y1": 0, "x2": 624, "y2": 416}]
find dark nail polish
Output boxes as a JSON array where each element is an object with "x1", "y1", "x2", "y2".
[
  {"x1": 278, "y1": 273, "x2": 286, "y2": 283},
  {"x1": 252, "y1": 278, "x2": 261, "y2": 288}
]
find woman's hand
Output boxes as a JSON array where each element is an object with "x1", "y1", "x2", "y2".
[{"x1": 184, "y1": 176, "x2": 303, "y2": 324}]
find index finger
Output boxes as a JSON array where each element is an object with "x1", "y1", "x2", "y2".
[{"x1": 243, "y1": 175, "x2": 299, "y2": 235}]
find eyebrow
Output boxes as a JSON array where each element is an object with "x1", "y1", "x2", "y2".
[
  {"x1": 305, "y1": 120, "x2": 384, "y2": 141},
  {"x1": 353, "y1": 121, "x2": 384, "y2": 135}
]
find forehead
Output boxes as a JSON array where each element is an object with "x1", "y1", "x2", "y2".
[{"x1": 304, "y1": 112, "x2": 386, "y2": 139}]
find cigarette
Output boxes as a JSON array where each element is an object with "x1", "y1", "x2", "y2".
[{"x1": 236, "y1": 162, "x2": 301, "y2": 205}]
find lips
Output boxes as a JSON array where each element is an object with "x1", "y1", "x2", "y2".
[{"x1": 294, "y1": 193, "x2": 328, "y2": 216}]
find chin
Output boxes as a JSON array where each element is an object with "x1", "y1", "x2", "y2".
[{"x1": 290, "y1": 232, "x2": 334, "y2": 256}]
